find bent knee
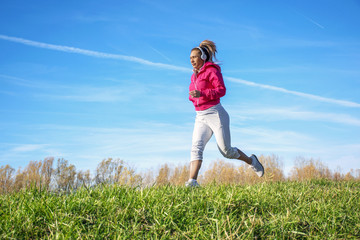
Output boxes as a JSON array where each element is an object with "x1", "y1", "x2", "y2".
[{"x1": 220, "y1": 147, "x2": 240, "y2": 159}]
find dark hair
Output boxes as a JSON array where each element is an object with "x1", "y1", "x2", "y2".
[{"x1": 200, "y1": 40, "x2": 217, "y2": 62}]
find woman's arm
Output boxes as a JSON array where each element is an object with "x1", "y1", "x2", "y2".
[{"x1": 201, "y1": 70, "x2": 226, "y2": 100}]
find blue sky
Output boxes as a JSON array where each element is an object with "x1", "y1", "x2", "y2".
[{"x1": 1, "y1": 0, "x2": 359, "y2": 176}]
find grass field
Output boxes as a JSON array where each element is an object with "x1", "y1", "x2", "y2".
[{"x1": 1, "y1": 179, "x2": 359, "y2": 239}]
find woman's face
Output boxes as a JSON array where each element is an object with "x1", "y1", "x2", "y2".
[{"x1": 190, "y1": 50, "x2": 204, "y2": 70}]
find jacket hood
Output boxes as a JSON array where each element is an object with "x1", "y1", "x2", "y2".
[{"x1": 195, "y1": 61, "x2": 221, "y2": 74}]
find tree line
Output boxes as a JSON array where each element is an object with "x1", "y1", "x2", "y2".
[{"x1": 0, "y1": 155, "x2": 359, "y2": 194}]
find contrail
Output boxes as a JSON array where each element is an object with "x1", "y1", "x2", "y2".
[
  {"x1": 225, "y1": 77, "x2": 360, "y2": 108},
  {"x1": 1, "y1": 34, "x2": 359, "y2": 108},
  {"x1": 302, "y1": 14, "x2": 325, "y2": 29},
  {"x1": 0, "y1": 34, "x2": 191, "y2": 73},
  {"x1": 306, "y1": 17, "x2": 325, "y2": 29},
  {"x1": 293, "y1": 10, "x2": 325, "y2": 29},
  {"x1": 149, "y1": 45, "x2": 172, "y2": 62}
]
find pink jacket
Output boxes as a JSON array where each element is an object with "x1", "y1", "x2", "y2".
[{"x1": 189, "y1": 62, "x2": 226, "y2": 111}]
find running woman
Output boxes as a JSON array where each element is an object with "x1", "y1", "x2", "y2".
[{"x1": 186, "y1": 40, "x2": 264, "y2": 187}]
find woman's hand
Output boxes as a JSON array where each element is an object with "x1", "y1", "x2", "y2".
[{"x1": 189, "y1": 90, "x2": 201, "y2": 98}]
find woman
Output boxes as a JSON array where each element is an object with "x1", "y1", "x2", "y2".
[{"x1": 186, "y1": 40, "x2": 264, "y2": 187}]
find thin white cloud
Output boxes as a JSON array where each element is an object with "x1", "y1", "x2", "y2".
[
  {"x1": 232, "y1": 126, "x2": 315, "y2": 147},
  {"x1": 1, "y1": 34, "x2": 359, "y2": 108},
  {"x1": 276, "y1": 109, "x2": 360, "y2": 126},
  {"x1": 11, "y1": 144, "x2": 48, "y2": 152},
  {"x1": 228, "y1": 106, "x2": 360, "y2": 127},
  {"x1": 225, "y1": 77, "x2": 360, "y2": 108},
  {"x1": 0, "y1": 90, "x2": 16, "y2": 96},
  {"x1": 0, "y1": 74, "x2": 145, "y2": 103},
  {"x1": 36, "y1": 86, "x2": 133, "y2": 102}
]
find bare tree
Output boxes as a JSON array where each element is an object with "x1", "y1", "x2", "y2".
[
  {"x1": 76, "y1": 169, "x2": 92, "y2": 189},
  {"x1": 54, "y1": 158, "x2": 76, "y2": 192},
  {"x1": 95, "y1": 158, "x2": 124, "y2": 185},
  {"x1": 0, "y1": 165, "x2": 14, "y2": 194},
  {"x1": 41, "y1": 157, "x2": 54, "y2": 191}
]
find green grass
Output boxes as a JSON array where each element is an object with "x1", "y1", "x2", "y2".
[{"x1": 1, "y1": 180, "x2": 359, "y2": 239}]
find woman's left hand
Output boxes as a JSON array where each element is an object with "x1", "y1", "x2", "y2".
[{"x1": 189, "y1": 90, "x2": 201, "y2": 98}]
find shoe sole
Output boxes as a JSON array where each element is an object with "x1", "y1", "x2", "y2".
[{"x1": 252, "y1": 155, "x2": 265, "y2": 177}]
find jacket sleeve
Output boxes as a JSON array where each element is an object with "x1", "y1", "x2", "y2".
[{"x1": 201, "y1": 69, "x2": 226, "y2": 100}]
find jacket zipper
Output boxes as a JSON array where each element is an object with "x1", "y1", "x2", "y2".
[{"x1": 194, "y1": 73, "x2": 199, "y2": 108}]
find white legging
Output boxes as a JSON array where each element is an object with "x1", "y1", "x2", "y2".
[{"x1": 191, "y1": 103, "x2": 241, "y2": 161}]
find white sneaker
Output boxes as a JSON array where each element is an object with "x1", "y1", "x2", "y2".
[
  {"x1": 185, "y1": 179, "x2": 200, "y2": 187},
  {"x1": 250, "y1": 155, "x2": 264, "y2": 177}
]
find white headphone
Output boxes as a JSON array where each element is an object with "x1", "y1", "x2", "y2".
[{"x1": 197, "y1": 47, "x2": 208, "y2": 61}]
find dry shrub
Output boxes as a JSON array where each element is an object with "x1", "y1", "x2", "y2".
[
  {"x1": 201, "y1": 160, "x2": 242, "y2": 185},
  {"x1": 343, "y1": 169, "x2": 360, "y2": 181},
  {"x1": 155, "y1": 164, "x2": 170, "y2": 186},
  {"x1": 344, "y1": 172, "x2": 354, "y2": 181},
  {"x1": 1, "y1": 154, "x2": 358, "y2": 194},
  {"x1": 155, "y1": 163, "x2": 189, "y2": 186},
  {"x1": 12, "y1": 157, "x2": 54, "y2": 191},
  {"x1": 260, "y1": 154, "x2": 285, "y2": 182},
  {"x1": 289, "y1": 157, "x2": 332, "y2": 181},
  {"x1": 169, "y1": 165, "x2": 189, "y2": 186},
  {"x1": 200, "y1": 154, "x2": 285, "y2": 185}
]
